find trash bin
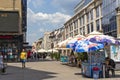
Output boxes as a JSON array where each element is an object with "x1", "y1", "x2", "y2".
[{"x1": 92, "y1": 66, "x2": 99, "y2": 79}]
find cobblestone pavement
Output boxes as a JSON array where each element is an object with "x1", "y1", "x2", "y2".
[{"x1": 0, "y1": 60, "x2": 120, "y2": 80}]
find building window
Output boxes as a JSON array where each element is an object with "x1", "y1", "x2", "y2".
[
  {"x1": 70, "y1": 23, "x2": 73, "y2": 31},
  {"x1": 96, "y1": 20, "x2": 100, "y2": 31},
  {"x1": 66, "y1": 34, "x2": 68, "y2": 39},
  {"x1": 83, "y1": 16, "x2": 85, "y2": 25},
  {"x1": 87, "y1": 24, "x2": 90, "y2": 34},
  {"x1": 70, "y1": 32, "x2": 73, "y2": 37},
  {"x1": 80, "y1": 18, "x2": 82, "y2": 26},
  {"x1": 91, "y1": 23, "x2": 93, "y2": 32},
  {"x1": 96, "y1": 6, "x2": 99, "y2": 17},
  {"x1": 83, "y1": 26, "x2": 85, "y2": 35},
  {"x1": 74, "y1": 29, "x2": 78, "y2": 36},
  {"x1": 71, "y1": 32, "x2": 73, "y2": 37},
  {"x1": 74, "y1": 20, "x2": 78, "y2": 29},
  {"x1": 90, "y1": 9, "x2": 93, "y2": 20},
  {"x1": 87, "y1": 13, "x2": 89, "y2": 22},
  {"x1": 80, "y1": 28, "x2": 82, "y2": 35}
]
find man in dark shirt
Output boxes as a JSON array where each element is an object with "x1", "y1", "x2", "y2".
[{"x1": 105, "y1": 57, "x2": 116, "y2": 77}]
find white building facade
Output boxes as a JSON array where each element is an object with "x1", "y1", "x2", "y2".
[{"x1": 64, "y1": 0, "x2": 102, "y2": 39}]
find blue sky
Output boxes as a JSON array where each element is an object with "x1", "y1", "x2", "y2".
[{"x1": 27, "y1": 0, "x2": 80, "y2": 45}]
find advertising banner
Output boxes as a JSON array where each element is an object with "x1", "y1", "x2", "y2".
[{"x1": 110, "y1": 45, "x2": 120, "y2": 62}]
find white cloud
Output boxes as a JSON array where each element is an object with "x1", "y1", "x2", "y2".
[
  {"x1": 27, "y1": 8, "x2": 71, "y2": 45},
  {"x1": 27, "y1": 8, "x2": 71, "y2": 28},
  {"x1": 27, "y1": 0, "x2": 81, "y2": 45},
  {"x1": 35, "y1": 12, "x2": 71, "y2": 24}
]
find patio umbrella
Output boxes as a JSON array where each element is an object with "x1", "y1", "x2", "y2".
[
  {"x1": 47, "y1": 49, "x2": 58, "y2": 53},
  {"x1": 74, "y1": 40, "x2": 104, "y2": 53},
  {"x1": 58, "y1": 37, "x2": 72, "y2": 48},
  {"x1": 86, "y1": 31, "x2": 120, "y2": 45},
  {"x1": 37, "y1": 49, "x2": 47, "y2": 53},
  {"x1": 66, "y1": 35, "x2": 85, "y2": 48}
]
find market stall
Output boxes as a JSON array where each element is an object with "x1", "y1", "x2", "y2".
[
  {"x1": 79, "y1": 31, "x2": 120, "y2": 78},
  {"x1": 81, "y1": 50, "x2": 105, "y2": 78},
  {"x1": 74, "y1": 39, "x2": 104, "y2": 78},
  {"x1": 57, "y1": 37, "x2": 72, "y2": 64}
]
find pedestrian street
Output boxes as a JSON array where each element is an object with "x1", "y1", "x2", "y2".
[{"x1": 0, "y1": 60, "x2": 120, "y2": 80}]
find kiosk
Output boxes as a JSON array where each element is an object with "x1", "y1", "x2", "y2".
[{"x1": 81, "y1": 49, "x2": 105, "y2": 78}]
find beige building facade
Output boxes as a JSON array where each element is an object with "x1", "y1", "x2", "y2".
[
  {"x1": 0, "y1": 0, "x2": 23, "y2": 34},
  {"x1": 64, "y1": 0, "x2": 102, "y2": 39},
  {"x1": 0, "y1": 0, "x2": 27, "y2": 56},
  {"x1": 43, "y1": 32, "x2": 51, "y2": 50}
]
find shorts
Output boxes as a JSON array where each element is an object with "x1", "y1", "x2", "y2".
[{"x1": 21, "y1": 59, "x2": 26, "y2": 63}]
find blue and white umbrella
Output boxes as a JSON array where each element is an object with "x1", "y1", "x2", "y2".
[
  {"x1": 75, "y1": 40, "x2": 104, "y2": 53},
  {"x1": 66, "y1": 35, "x2": 85, "y2": 48},
  {"x1": 86, "y1": 31, "x2": 120, "y2": 45}
]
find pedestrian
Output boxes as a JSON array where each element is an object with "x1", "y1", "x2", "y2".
[
  {"x1": 20, "y1": 49, "x2": 27, "y2": 68},
  {"x1": 0, "y1": 52, "x2": 6, "y2": 73},
  {"x1": 27, "y1": 50, "x2": 32, "y2": 61},
  {"x1": 105, "y1": 57, "x2": 116, "y2": 77}
]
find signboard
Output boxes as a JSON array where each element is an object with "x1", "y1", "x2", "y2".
[
  {"x1": 0, "y1": 11, "x2": 19, "y2": 32},
  {"x1": 110, "y1": 45, "x2": 120, "y2": 62}
]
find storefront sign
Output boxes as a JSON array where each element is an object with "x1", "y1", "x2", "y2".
[{"x1": 0, "y1": 35, "x2": 13, "y2": 39}]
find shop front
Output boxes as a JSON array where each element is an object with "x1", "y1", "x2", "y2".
[{"x1": 0, "y1": 35, "x2": 23, "y2": 62}]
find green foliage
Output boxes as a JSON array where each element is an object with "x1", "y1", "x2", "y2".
[
  {"x1": 54, "y1": 53, "x2": 60, "y2": 61},
  {"x1": 50, "y1": 53, "x2": 60, "y2": 60},
  {"x1": 77, "y1": 52, "x2": 88, "y2": 61},
  {"x1": 50, "y1": 53, "x2": 54, "y2": 59}
]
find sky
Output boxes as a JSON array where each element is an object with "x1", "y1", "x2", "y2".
[{"x1": 27, "y1": 0, "x2": 80, "y2": 45}]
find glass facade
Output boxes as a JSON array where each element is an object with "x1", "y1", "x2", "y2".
[
  {"x1": 102, "y1": 0, "x2": 118, "y2": 37},
  {"x1": 22, "y1": 0, "x2": 27, "y2": 31}
]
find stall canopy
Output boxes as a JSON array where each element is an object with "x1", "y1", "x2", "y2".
[
  {"x1": 57, "y1": 37, "x2": 72, "y2": 48},
  {"x1": 86, "y1": 31, "x2": 120, "y2": 45},
  {"x1": 74, "y1": 39, "x2": 104, "y2": 53},
  {"x1": 47, "y1": 49, "x2": 58, "y2": 53},
  {"x1": 66, "y1": 35, "x2": 85, "y2": 48}
]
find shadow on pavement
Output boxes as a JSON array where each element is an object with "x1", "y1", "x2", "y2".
[
  {"x1": 0, "y1": 65, "x2": 58, "y2": 80},
  {"x1": 74, "y1": 72, "x2": 82, "y2": 75}
]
